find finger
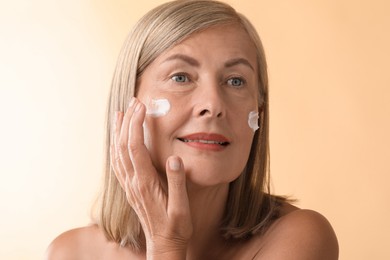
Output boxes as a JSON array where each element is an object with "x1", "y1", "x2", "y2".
[
  {"x1": 166, "y1": 156, "x2": 190, "y2": 219},
  {"x1": 112, "y1": 111, "x2": 123, "y2": 145},
  {"x1": 111, "y1": 112, "x2": 127, "y2": 186},
  {"x1": 128, "y1": 101, "x2": 157, "y2": 181},
  {"x1": 110, "y1": 144, "x2": 126, "y2": 190},
  {"x1": 118, "y1": 98, "x2": 137, "y2": 177},
  {"x1": 124, "y1": 174, "x2": 136, "y2": 206}
]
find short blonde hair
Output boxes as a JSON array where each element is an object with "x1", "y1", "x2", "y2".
[{"x1": 96, "y1": 0, "x2": 282, "y2": 250}]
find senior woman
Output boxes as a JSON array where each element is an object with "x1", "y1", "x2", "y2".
[{"x1": 46, "y1": 0, "x2": 338, "y2": 259}]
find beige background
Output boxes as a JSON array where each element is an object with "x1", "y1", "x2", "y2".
[{"x1": 0, "y1": 0, "x2": 389, "y2": 259}]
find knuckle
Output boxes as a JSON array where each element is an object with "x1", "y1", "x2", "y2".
[
  {"x1": 114, "y1": 155, "x2": 122, "y2": 165},
  {"x1": 169, "y1": 178, "x2": 185, "y2": 189},
  {"x1": 128, "y1": 142, "x2": 143, "y2": 159},
  {"x1": 169, "y1": 208, "x2": 186, "y2": 219},
  {"x1": 128, "y1": 141, "x2": 138, "y2": 153},
  {"x1": 117, "y1": 144, "x2": 129, "y2": 161},
  {"x1": 119, "y1": 141, "x2": 128, "y2": 153}
]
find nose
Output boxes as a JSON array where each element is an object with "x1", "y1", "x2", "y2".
[{"x1": 193, "y1": 81, "x2": 225, "y2": 118}]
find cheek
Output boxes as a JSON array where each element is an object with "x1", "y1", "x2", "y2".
[
  {"x1": 142, "y1": 97, "x2": 173, "y2": 150},
  {"x1": 228, "y1": 94, "x2": 259, "y2": 132},
  {"x1": 230, "y1": 109, "x2": 257, "y2": 161},
  {"x1": 230, "y1": 107, "x2": 258, "y2": 135},
  {"x1": 143, "y1": 109, "x2": 186, "y2": 172},
  {"x1": 248, "y1": 111, "x2": 259, "y2": 132},
  {"x1": 145, "y1": 98, "x2": 171, "y2": 117},
  {"x1": 143, "y1": 118, "x2": 169, "y2": 172}
]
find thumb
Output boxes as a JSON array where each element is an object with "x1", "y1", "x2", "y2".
[{"x1": 166, "y1": 156, "x2": 190, "y2": 217}]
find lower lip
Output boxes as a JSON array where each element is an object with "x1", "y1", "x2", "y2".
[{"x1": 180, "y1": 141, "x2": 227, "y2": 151}]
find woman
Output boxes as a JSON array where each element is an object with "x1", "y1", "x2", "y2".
[{"x1": 46, "y1": 0, "x2": 338, "y2": 259}]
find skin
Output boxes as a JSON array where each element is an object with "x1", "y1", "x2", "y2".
[
  {"x1": 137, "y1": 26, "x2": 259, "y2": 188},
  {"x1": 46, "y1": 25, "x2": 339, "y2": 259}
]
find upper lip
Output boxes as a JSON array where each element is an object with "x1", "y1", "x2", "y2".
[{"x1": 177, "y1": 132, "x2": 231, "y2": 145}]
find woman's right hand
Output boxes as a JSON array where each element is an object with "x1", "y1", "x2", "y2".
[{"x1": 110, "y1": 97, "x2": 193, "y2": 259}]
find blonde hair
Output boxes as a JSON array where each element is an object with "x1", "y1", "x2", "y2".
[{"x1": 96, "y1": 0, "x2": 283, "y2": 251}]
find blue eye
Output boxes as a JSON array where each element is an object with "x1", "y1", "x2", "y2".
[
  {"x1": 171, "y1": 74, "x2": 189, "y2": 83},
  {"x1": 227, "y1": 77, "x2": 245, "y2": 88}
]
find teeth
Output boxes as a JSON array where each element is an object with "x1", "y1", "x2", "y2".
[{"x1": 181, "y1": 139, "x2": 226, "y2": 145}]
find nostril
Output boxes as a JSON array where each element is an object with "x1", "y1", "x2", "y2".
[
  {"x1": 198, "y1": 109, "x2": 223, "y2": 117},
  {"x1": 199, "y1": 109, "x2": 208, "y2": 116}
]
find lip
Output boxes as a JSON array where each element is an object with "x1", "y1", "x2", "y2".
[{"x1": 177, "y1": 132, "x2": 230, "y2": 151}]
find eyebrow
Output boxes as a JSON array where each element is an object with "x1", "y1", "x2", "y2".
[
  {"x1": 162, "y1": 54, "x2": 200, "y2": 67},
  {"x1": 224, "y1": 58, "x2": 255, "y2": 72},
  {"x1": 162, "y1": 54, "x2": 255, "y2": 71}
]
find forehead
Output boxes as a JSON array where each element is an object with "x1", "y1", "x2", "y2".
[{"x1": 154, "y1": 24, "x2": 258, "y2": 68}]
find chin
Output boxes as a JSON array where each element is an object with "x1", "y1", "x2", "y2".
[{"x1": 181, "y1": 158, "x2": 243, "y2": 188}]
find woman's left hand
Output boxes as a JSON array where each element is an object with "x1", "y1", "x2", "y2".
[{"x1": 110, "y1": 97, "x2": 193, "y2": 259}]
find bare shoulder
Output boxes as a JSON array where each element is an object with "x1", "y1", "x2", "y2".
[
  {"x1": 45, "y1": 225, "x2": 137, "y2": 260},
  {"x1": 45, "y1": 225, "x2": 102, "y2": 260},
  {"x1": 254, "y1": 204, "x2": 339, "y2": 260}
]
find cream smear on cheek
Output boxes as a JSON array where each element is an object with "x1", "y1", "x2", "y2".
[
  {"x1": 142, "y1": 98, "x2": 171, "y2": 159},
  {"x1": 146, "y1": 98, "x2": 171, "y2": 117},
  {"x1": 248, "y1": 111, "x2": 259, "y2": 132}
]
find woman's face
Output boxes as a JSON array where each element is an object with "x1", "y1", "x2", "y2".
[{"x1": 137, "y1": 24, "x2": 259, "y2": 187}]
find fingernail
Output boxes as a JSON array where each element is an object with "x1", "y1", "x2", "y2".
[
  {"x1": 128, "y1": 97, "x2": 136, "y2": 108},
  {"x1": 169, "y1": 157, "x2": 181, "y2": 171},
  {"x1": 135, "y1": 102, "x2": 142, "y2": 112}
]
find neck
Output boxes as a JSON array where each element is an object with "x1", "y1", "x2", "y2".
[{"x1": 185, "y1": 183, "x2": 230, "y2": 257}]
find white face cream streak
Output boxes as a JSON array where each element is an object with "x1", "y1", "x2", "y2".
[
  {"x1": 146, "y1": 98, "x2": 171, "y2": 117},
  {"x1": 248, "y1": 111, "x2": 259, "y2": 132}
]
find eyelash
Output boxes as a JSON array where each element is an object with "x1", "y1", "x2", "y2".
[
  {"x1": 227, "y1": 76, "x2": 246, "y2": 88},
  {"x1": 171, "y1": 73, "x2": 190, "y2": 83},
  {"x1": 170, "y1": 73, "x2": 247, "y2": 88}
]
